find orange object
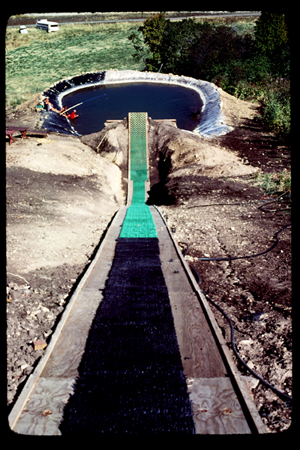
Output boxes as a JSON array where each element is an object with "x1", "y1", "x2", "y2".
[{"x1": 33, "y1": 340, "x2": 47, "y2": 351}]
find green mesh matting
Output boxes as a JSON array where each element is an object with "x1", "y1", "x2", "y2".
[
  {"x1": 119, "y1": 204, "x2": 157, "y2": 238},
  {"x1": 130, "y1": 112, "x2": 148, "y2": 181},
  {"x1": 131, "y1": 181, "x2": 146, "y2": 204},
  {"x1": 120, "y1": 113, "x2": 157, "y2": 238}
]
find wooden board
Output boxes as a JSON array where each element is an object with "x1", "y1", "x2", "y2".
[
  {"x1": 187, "y1": 377, "x2": 251, "y2": 434},
  {"x1": 9, "y1": 207, "x2": 127, "y2": 434},
  {"x1": 11, "y1": 378, "x2": 75, "y2": 436},
  {"x1": 151, "y1": 206, "x2": 266, "y2": 434},
  {"x1": 40, "y1": 289, "x2": 104, "y2": 379},
  {"x1": 151, "y1": 207, "x2": 227, "y2": 379}
]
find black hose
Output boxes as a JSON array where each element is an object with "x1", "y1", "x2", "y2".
[
  {"x1": 156, "y1": 206, "x2": 292, "y2": 404},
  {"x1": 257, "y1": 195, "x2": 291, "y2": 213},
  {"x1": 203, "y1": 291, "x2": 292, "y2": 404},
  {"x1": 180, "y1": 247, "x2": 293, "y2": 404},
  {"x1": 198, "y1": 223, "x2": 291, "y2": 262}
]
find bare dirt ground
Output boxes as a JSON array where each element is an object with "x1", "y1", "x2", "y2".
[{"x1": 6, "y1": 88, "x2": 291, "y2": 433}]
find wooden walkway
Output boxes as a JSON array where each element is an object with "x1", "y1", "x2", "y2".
[{"x1": 8, "y1": 114, "x2": 266, "y2": 435}]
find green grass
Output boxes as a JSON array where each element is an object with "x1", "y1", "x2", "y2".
[
  {"x1": 254, "y1": 170, "x2": 291, "y2": 195},
  {"x1": 229, "y1": 20, "x2": 257, "y2": 36},
  {"x1": 5, "y1": 18, "x2": 258, "y2": 108},
  {"x1": 5, "y1": 22, "x2": 144, "y2": 108}
]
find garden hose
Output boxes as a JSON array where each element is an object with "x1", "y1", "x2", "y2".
[
  {"x1": 197, "y1": 223, "x2": 291, "y2": 262},
  {"x1": 187, "y1": 191, "x2": 291, "y2": 210},
  {"x1": 178, "y1": 240, "x2": 292, "y2": 404}
]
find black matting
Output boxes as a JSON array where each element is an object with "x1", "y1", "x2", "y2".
[{"x1": 59, "y1": 238, "x2": 195, "y2": 434}]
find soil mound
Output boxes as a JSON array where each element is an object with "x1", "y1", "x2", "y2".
[{"x1": 81, "y1": 116, "x2": 258, "y2": 191}]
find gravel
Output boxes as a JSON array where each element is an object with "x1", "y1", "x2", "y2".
[{"x1": 6, "y1": 279, "x2": 69, "y2": 405}]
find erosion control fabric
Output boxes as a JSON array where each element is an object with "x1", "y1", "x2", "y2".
[
  {"x1": 59, "y1": 112, "x2": 195, "y2": 434},
  {"x1": 59, "y1": 239, "x2": 195, "y2": 434}
]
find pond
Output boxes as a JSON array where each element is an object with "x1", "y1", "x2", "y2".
[{"x1": 60, "y1": 82, "x2": 203, "y2": 135}]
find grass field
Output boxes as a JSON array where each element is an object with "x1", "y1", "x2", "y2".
[
  {"x1": 5, "y1": 22, "x2": 145, "y2": 108},
  {"x1": 5, "y1": 18, "x2": 257, "y2": 109}
]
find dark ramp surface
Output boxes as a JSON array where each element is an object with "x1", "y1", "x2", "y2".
[{"x1": 59, "y1": 238, "x2": 195, "y2": 434}]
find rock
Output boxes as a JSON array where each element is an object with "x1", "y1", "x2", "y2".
[
  {"x1": 36, "y1": 311, "x2": 45, "y2": 321},
  {"x1": 11, "y1": 291, "x2": 23, "y2": 301},
  {"x1": 243, "y1": 376, "x2": 260, "y2": 391},
  {"x1": 23, "y1": 365, "x2": 33, "y2": 375},
  {"x1": 247, "y1": 361, "x2": 255, "y2": 370},
  {"x1": 18, "y1": 375, "x2": 27, "y2": 384},
  {"x1": 15, "y1": 359, "x2": 27, "y2": 367},
  {"x1": 42, "y1": 330, "x2": 51, "y2": 340},
  {"x1": 28, "y1": 329, "x2": 36, "y2": 338},
  {"x1": 239, "y1": 339, "x2": 253, "y2": 347},
  {"x1": 7, "y1": 391, "x2": 15, "y2": 403}
]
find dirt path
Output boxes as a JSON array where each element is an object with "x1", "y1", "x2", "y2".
[{"x1": 6, "y1": 89, "x2": 291, "y2": 433}]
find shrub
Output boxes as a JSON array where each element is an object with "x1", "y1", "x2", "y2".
[
  {"x1": 260, "y1": 81, "x2": 291, "y2": 136},
  {"x1": 254, "y1": 12, "x2": 288, "y2": 57},
  {"x1": 254, "y1": 170, "x2": 291, "y2": 195}
]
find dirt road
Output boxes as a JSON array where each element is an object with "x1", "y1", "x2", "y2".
[{"x1": 7, "y1": 11, "x2": 260, "y2": 27}]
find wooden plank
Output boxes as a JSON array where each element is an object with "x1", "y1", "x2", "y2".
[
  {"x1": 12, "y1": 378, "x2": 75, "y2": 435},
  {"x1": 9, "y1": 206, "x2": 127, "y2": 432},
  {"x1": 151, "y1": 207, "x2": 227, "y2": 378},
  {"x1": 152, "y1": 119, "x2": 177, "y2": 124},
  {"x1": 187, "y1": 377, "x2": 251, "y2": 434},
  {"x1": 40, "y1": 209, "x2": 128, "y2": 379},
  {"x1": 168, "y1": 291, "x2": 227, "y2": 378},
  {"x1": 151, "y1": 206, "x2": 266, "y2": 434},
  {"x1": 26, "y1": 130, "x2": 48, "y2": 137},
  {"x1": 40, "y1": 289, "x2": 104, "y2": 379}
]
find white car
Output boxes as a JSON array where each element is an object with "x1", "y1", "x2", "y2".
[
  {"x1": 19, "y1": 25, "x2": 28, "y2": 34},
  {"x1": 36, "y1": 19, "x2": 59, "y2": 32}
]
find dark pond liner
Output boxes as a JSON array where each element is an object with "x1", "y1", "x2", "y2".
[
  {"x1": 42, "y1": 78, "x2": 202, "y2": 136},
  {"x1": 42, "y1": 72, "x2": 106, "y2": 135},
  {"x1": 41, "y1": 70, "x2": 233, "y2": 137},
  {"x1": 59, "y1": 238, "x2": 195, "y2": 435}
]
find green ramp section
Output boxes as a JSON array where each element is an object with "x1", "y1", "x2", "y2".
[{"x1": 120, "y1": 112, "x2": 157, "y2": 238}]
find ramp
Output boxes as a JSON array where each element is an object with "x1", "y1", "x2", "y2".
[{"x1": 8, "y1": 113, "x2": 265, "y2": 435}]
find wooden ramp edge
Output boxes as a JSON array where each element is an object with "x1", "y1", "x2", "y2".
[
  {"x1": 151, "y1": 205, "x2": 266, "y2": 434},
  {"x1": 8, "y1": 206, "x2": 127, "y2": 435}
]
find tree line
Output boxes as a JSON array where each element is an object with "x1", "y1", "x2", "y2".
[{"x1": 129, "y1": 12, "x2": 290, "y2": 139}]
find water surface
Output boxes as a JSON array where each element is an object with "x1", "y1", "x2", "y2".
[{"x1": 61, "y1": 82, "x2": 202, "y2": 135}]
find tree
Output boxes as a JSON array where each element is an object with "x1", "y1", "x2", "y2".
[
  {"x1": 141, "y1": 13, "x2": 168, "y2": 69},
  {"x1": 159, "y1": 19, "x2": 203, "y2": 74},
  {"x1": 254, "y1": 12, "x2": 288, "y2": 56},
  {"x1": 128, "y1": 28, "x2": 152, "y2": 67}
]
